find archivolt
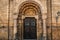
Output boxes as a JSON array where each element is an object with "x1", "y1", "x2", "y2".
[{"x1": 18, "y1": 1, "x2": 42, "y2": 17}]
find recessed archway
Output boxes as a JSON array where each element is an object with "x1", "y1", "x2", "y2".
[{"x1": 17, "y1": 1, "x2": 43, "y2": 40}]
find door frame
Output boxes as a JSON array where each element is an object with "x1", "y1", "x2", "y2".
[{"x1": 21, "y1": 16, "x2": 38, "y2": 40}]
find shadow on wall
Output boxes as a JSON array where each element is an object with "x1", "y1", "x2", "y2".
[
  {"x1": 37, "y1": 33, "x2": 43, "y2": 40},
  {"x1": 0, "y1": 26, "x2": 8, "y2": 40},
  {"x1": 0, "y1": 26, "x2": 14, "y2": 40}
]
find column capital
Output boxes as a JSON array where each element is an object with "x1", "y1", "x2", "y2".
[
  {"x1": 13, "y1": 13, "x2": 18, "y2": 20},
  {"x1": 42, "y1": 14, "x2": 47, "y2": 20}
]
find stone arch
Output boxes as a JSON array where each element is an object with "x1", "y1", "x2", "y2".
[
  {"x1": 17, "y1": 1, "x2": 42, "y2": 17},
  {"x1": 16, "y1": 1, "x2": 43, "y2": 40}
]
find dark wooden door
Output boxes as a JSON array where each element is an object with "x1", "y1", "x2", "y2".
[{"x1": 23, "y1": 17, "x2": 37, "y2": 39}]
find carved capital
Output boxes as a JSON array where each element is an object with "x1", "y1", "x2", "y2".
[{"x1": 13, "y1": 13, "x2": 18, "y2": 19}]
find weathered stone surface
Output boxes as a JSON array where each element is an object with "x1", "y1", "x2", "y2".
[{"x1": 0, "y1": 0, "x2": 60, "y2": 40}]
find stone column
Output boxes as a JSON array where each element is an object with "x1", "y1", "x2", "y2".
[
  {"x1": 43, "y1": 19, "x2": 46, "y2": 40},
  {"x1": 14, "y1": 19, "x2": 17, "y2": 39},
  {"x1": 47, "y1": 0, "x2": 52, "y2": 26},
  {"x1": 47, "y1": 0, "x2": 52, "y2": 40},
  {"x1": 13, "y1": 13, "x2": 18, "y2": 40},
  {"x1": 42, "y1": 14, "x2": 47, "y2": 40}
]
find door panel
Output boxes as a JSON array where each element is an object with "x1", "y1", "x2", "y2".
[{"x1": 23, "y1": 17, "x2": 37, "y2": 39}]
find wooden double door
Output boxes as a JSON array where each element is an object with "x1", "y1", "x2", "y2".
[{"x1": 23, "y1": 17, "x2": 37, "y2": 39}]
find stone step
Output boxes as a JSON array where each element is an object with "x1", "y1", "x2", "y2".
[{"x1": 23, "y1": 39, "x2": 36, "y2": 40}]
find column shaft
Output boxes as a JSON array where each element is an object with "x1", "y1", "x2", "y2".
[
  {"x1": 43, "y1": 19, "x2": 47, "y2": 40},
  {"x1": 14, "y1": 19, "x2": 17, "y2": 40}
]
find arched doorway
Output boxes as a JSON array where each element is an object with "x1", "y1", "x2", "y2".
[{"x1": 17, "y1": 1, "x2": 43, "y2": 40}]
